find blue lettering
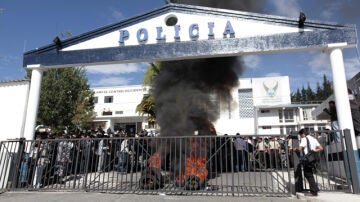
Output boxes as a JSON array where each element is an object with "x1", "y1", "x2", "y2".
[
  {"x1": 136, "y1": 28, "x2": 148, "y2": 43},
  {"x1": 189, "y1": 23, "x2": 199, "y2": 40},
  {"x1": 119, "y1": 30, "x2": 129, "y2": 44},
  {"x1": 223, "y1": 21, "x2": 235, "y2": 38},
  {"x1": 208, "y1": 22, "x2": 215, "y2": 39},
  {"x1": 174, "y1": 25, "x2": 181, "y2": 41},
  {"x1": 156, "y1": 27, "x2": 166, "y2": 41}
]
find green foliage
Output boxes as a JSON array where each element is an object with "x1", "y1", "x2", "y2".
[
  {"x1": 37, "y1": 67, "x2": 95, "y2": 131},
  {"x1": 143, "y1": 62, "x2": 161, "y2": 85},
  {"x1": 291, "y1": 74, "x2": 333, "y2": 102},
  {"x1": 136, "y1": 94, "x2": 156, "y2": 122},
  {"x1": 136, "y1": 62, "x2": 162, "y2": 122}
]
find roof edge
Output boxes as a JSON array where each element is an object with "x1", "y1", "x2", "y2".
[{"x1": 23, "y1": 3, "x2": 357, "y2": 56}]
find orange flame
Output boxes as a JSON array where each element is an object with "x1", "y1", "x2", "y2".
[
  {"x1": 148, "y1": 152, "x2": 161, "y2": 169},
  {"x1": 176, "y1": 156, "x2": 208, "y2": 182}
]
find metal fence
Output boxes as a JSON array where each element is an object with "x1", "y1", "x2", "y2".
[
  {"x1": 0, "y1": 132, "x2": 355, "y2": 196},
  {"x1": 291, "y1": 130, "x2": 353, "y2": 193}
]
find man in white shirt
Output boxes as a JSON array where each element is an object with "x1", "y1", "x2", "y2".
[{"x1": 295, "y1": 129, "x2": 323, "y2": 196}]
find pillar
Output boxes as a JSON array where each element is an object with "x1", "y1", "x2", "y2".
[
  {"x1": 328, "y1": 44, "x2": 360, "y2": 191},
  {"x1": 23, "y1": 68, "x2": 43, "y2": 140},
  {"x1": 328, "y1": 45, "x2": 356, "y2": 146}
]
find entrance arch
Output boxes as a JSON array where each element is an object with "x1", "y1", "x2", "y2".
[{"x1": 23, "y1": 3, "x2": 357, "y2": 151}]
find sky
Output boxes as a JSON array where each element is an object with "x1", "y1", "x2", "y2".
[{"x1": 0, "y1": 0, "x2": 359, "y2": 92}]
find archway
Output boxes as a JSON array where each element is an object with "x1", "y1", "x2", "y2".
[{"x1": 23, "y1": 3, "x2": 357, "y2": 152}]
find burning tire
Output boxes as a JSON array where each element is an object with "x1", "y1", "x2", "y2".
[
  {"x1": 184, "y1": 175, "x2": 205, "y2": 190},
  {"x1": 139, "y1": 168, "x2": 164, "y2": 190}
]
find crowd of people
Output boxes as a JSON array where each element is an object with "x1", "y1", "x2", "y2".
[
  {"x1": 220, "y1": 133, "x2": 290, "y2": 172},
  {"x1": 20, "y1": 127, "x2": 153, "y2": 189},
  {"x1": 18, "y1": 126, "x2": 333, "y2": 192}
]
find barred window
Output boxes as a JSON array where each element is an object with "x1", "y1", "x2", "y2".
[
  {"x1": 104, "y1": 96, "x2": 113, "y2": 103},
  {"x1": 238, "y1": 89, "x2": 254, "y2": 119}
]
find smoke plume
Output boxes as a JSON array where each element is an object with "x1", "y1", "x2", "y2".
[
  {"x1": 154, "y1": 57, "x2": 243, "y2": 137},
  {"x1": 154, "y1": 0, "x2": 264, "y2": 137},
  {"x1": 148, "y1": 0, "x2": 265, "y2": 180}
]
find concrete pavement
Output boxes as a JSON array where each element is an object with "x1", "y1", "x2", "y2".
[{"x1": 0, "y1": 191, "x2": 360, "y2": 202}]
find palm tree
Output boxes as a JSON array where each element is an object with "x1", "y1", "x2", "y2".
[{"x1": 136, "y1": 62, "x2": 161, "y2": 126}]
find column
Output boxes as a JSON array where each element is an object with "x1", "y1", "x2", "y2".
[
  {"x1": 328, "y1": 45, "x2": 356, "y2": 146},
  {"x1": 298, "y1": 107, "x2": 303, "y2": 122},
  {"x1": 328, "y1": 45, "x2": 360, "y2": 190},
  {"x1": 23, "y1": 68, "x2": 44, "y2": 140}
]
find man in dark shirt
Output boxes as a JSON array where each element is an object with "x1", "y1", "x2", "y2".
[{"x1": 323, "y1": 101, "x2": 340, "y2": 142}]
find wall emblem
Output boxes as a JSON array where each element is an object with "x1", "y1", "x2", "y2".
[{"x1": 263, "y1": 80, "x2": 278, "y2": 97}]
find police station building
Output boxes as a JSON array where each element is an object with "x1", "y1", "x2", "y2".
[{"x1": 91, "y1": 76, "x2": 327, "y2": 135}]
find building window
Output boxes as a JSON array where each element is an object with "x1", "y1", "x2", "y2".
[
  {"x1": 279, "y1": 109, "x2": 283, "y2": 123},
  {"x1": 104, "y1": 96, "x2": 113, "y2": 103},
  {"x1": 286, "y1": 126, "x2": 296, "y2": 134},
  {"x1": 317, "y1": 124, "x2": 327, "y2": 131},
  {"x1": 260, "y1": 109, "x2": 270, "y2": 113},
  {"x1": 262, "y1": 126, "x2": 272, "y2": 129},
  {"x1": 115, "y1": 111, "x2": 123, "y2": 115},
  {"x1": 102, "y1": 111, "x2": 112, "y2": 116},
  {"x1": 304, "y1": 125, "x2": 315, "y2": 133},
  {"x1": 284, "y1": 109, "x2": 294, "y2": 123},
  {"x1": 94, "y1": 97, "x2": 98, "y2": 104},
  {"x1": 238, "y1": 89, "x2": 254, "y2": 119},
  {"x1": 303, "y1": 108, "x2": 313, "y2": 121}
]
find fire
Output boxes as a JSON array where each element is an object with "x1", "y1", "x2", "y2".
[
  {"x1": 176, "y1": 138, "x2": 208, "y2": 183},
  {"x1": 148, "y1": 152, "x2": 161, "y2": 169},
  {"x1": 143, "y1": 138, "x2": 209, "y2": 190},
  {"x1": 176, "y1": 156, "x2": 208, "y2": 182}
]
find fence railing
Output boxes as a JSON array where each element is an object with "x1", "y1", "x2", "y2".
[{"x1": 0, "y1": 132, "x2": 354, "y2": 196}]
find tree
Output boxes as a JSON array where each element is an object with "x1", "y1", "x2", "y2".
[
  {"x1": 291, "y1": 74, "x2": 333, "y2": 102},
  {"x1": 142, "y1": 62, "x2": 161, "y2": 85},
  {"x1": 292, "y1": 88, "x2": 301, "y2": 102},
  {"x1": 321, "y1": 74, "x2": 333, "y2": 99},
  {"x1": 306, "y1": 83, "x2": 315, "y2": 101},
  {"x1": 301, "y1": 85, "x2": 307, "y2": 101},
  {"x1": 136, "y1": 95, "x2": 156, "y2": 121},
  {"x1": 316, "y1": 82, "x2": 323, "y2": 100},
  {"x1": 135, "y1": 62, "x2": 161, "y2": 123},
  {"x1": 37, "y1": 67, "x2": 95, "y2": 132}
]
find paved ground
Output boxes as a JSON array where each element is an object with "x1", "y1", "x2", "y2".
[{"x1": 0, "y1": 191, "x2": 360, "y2": 202}]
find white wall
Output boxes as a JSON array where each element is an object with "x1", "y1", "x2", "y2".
[
  {"x1": 93, "y1": 85, "x2": 149, "y2": 117},
  {"x1": 0, "y1": 81, "x2": 30, "y2": 141},
  {"x1": 252, "y1": 76, "x2": 291, "y2": 106}
]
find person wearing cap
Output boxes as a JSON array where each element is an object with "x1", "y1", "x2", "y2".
[{"x1": 295, "y1": 129, "x2": 323, "y2": 196}]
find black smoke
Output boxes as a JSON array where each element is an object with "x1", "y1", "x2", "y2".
[
  {"x1": 154, "y1": 0, "x2": 264, "y2": 137},
  {"x1": 149, "y1": 0, "x2": 265, "y2": 180},
  {"x1": 154, "y1": 57, "x2": 243, "y2": 137}
]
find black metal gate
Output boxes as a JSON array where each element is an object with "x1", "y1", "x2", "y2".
[{"x1": 2, "y1": 132, "x2": 355, "y2": 196}]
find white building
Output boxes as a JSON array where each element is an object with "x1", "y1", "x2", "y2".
[
  {"x1": 92, "y1": 76, "x2": 328, "y2": 135},
  {"x1": 92, "y1": 85, "x2": 151, "y2": 133},
  {"x1": 0, "y1": 80, "x2": 30, "y2": 140}
]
